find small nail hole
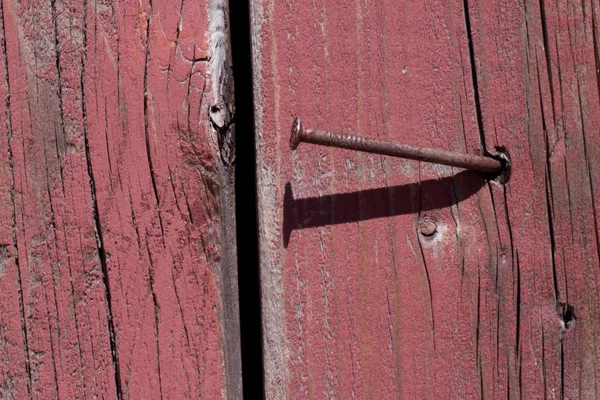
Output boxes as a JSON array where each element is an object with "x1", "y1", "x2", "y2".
[{"x1": 557, "y1": 302, "x2": 577, "y2": 341}]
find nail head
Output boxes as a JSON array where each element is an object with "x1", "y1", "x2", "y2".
[
  {"x1": 419, "y1": 218, "x2": 437, "y2": 236},
  {"x1": 290, "y1": 117, "x2": 302, "y2": 150}
]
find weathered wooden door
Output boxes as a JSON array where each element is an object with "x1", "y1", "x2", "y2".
[
  {"x1": 251, "y1": 0, "x2": 600, "y2": 398},
  {"x1": 0, "y1": 0, "x2": 241, "y2": 398}
]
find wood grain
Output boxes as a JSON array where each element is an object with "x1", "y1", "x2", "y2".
[
  {"x1": 0, "y1": 0, "x2": 241, "y2": 398},
  {"x1": 469, "y1": 0, "x2": 600, "y2": 396},
  {"x1": 251, "y1": 0, "x2": 600, "y2": 398}
]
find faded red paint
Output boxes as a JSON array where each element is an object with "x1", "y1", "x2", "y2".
[
  {"x1": 252, "y1": 0, "x2": 600, "y2": 398},
  {"x1": 0, "y1": 0, "x2": 238, "y2": 398}
]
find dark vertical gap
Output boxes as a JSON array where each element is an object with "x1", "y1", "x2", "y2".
[
  {"x1": 229, "y1": 0, "x2": 264, "y2": 398},
  {"x1": 81, "y1": 43, "x2": 124, "y2": 400},
  {"x1": 81, "y1": 2, "x2": 122, "y2": 397},
  {"x1": 539, "y1": 0, "x2": 557, "y2": 126},
  {"x1": 463, "y1": 0, "x2": 488, "y2": 151}
]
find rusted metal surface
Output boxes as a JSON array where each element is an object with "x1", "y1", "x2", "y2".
[{"x1": 290, "y1": 117, "x2": 504, "y2": 173}]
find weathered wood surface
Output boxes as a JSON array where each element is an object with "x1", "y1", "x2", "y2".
[
  {"x1": 251, "y1": 0, "x2": 600, "y2": 398},
  {"x1": 0, "y1": 0, "x2": 240, "y2": 398}
]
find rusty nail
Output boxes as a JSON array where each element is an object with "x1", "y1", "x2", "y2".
[
  {"x1": 290, "y1": 117, "x2": 504, "y2": 174},
  {"x1": 418, "y1": 218, "x2": 437, "y2": 237}
]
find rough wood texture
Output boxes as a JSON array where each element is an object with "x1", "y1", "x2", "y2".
[
  {"x1": 251, "y1": 0, "x2": 600, "y2": 398},
  {"x1": 0, "y1": 0, "x2": 241, "y2": 398}
]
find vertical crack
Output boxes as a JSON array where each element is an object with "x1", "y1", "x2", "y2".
[
  {"x1": 82, "y1": 68, "x2": 123, "y2": 400},
  {"x1": 541, "y1": 326, "x2": 547, "y2": 399},
  {"x1": 50, "y1": 0, "x2": 67, "y2": 196},
  {"x1": 476, "y1": 269, "x2": 483, "y2": 398},
  {"x1": 538, "y1": 56, "x2": 560, "y2": 303},
  {"x1": 80, "y1": 1, "x2": 123, "y2": 396},
  {"x1": 144, "y1": 237, "x2": 164, "y2": 399},
  {"x1": 143, "y1": 0, "x2": 164, "y2": 241},
  {"x1": 43, "y1": 289, "x2": 60, "y2": 398},
  {"x1": 462, "y1": 0, "x2": 487, "y2": 150},
  {"x1": 593, "y1": 8, "x2": 600, "y2": 107},
  {"x1": 516, "y1": 251, "x2": 522, "y2": 397},
  {"x1": 142, "y1": 3, "x2": 166, "y2": 397},
  {"x1": 416, "y1": 170, "x2": 436, "y2": 356},
  {"x1": 143, "y1": 0, "x2": 156, "y2": 203},
  {"x1": 539, "y1": 0, "x2": 557, "y2": 126},
  {"x1": 515, "y1": 251, "x2": 521, "y2": 357},
  {"x1": 0, "y1": 0, "x2": 32, "y2": 395},
  {"x1": 576, "y1": 77, "x2": 600, "y2": 277},
  {"x1": 40, "y1": 134, "x2": 68, "y2": 396}
]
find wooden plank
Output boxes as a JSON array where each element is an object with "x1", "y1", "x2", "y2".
[
  {"x1": 468, "y1": 0, "x2": 600, "y2": 396},
  {"x1": 0, "y1": 2, "x2": 29, "y2": 397},
  {"x1": 252, "y1": 1, "x2": 491, "y2": 397},
  {"x1": 251, "y1": 0, "x2": 600, "y2": 397},
  {"x1": 0, "y1": 0, "x2": 241, "y2": 398}
]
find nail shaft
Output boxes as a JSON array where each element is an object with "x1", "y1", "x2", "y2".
[{"x1": 290, "y1": 117, "x2": 503, "y2": 174}]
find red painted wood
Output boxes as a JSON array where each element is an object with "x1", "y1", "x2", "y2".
[
  {"x1": 251, "y1": 0, "x2": 600, "y2": 398},
  {"x1": 469, "y1": 1, "x2": 600, "y2": 396},
  {"x1": 0, "y1": 6, "x2": 28, "y2": 398},
  {"x1": 0, "y1": 0, "x2": 240, "y2": 398}
]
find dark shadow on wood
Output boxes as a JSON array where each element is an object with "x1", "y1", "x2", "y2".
[{"x1": 283, "y1": 170, "x2": 488, "y2": 247}]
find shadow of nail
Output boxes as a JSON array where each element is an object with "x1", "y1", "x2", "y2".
[{"x1": 282, "y1": 169, "x2": 489, "y2": 248}]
